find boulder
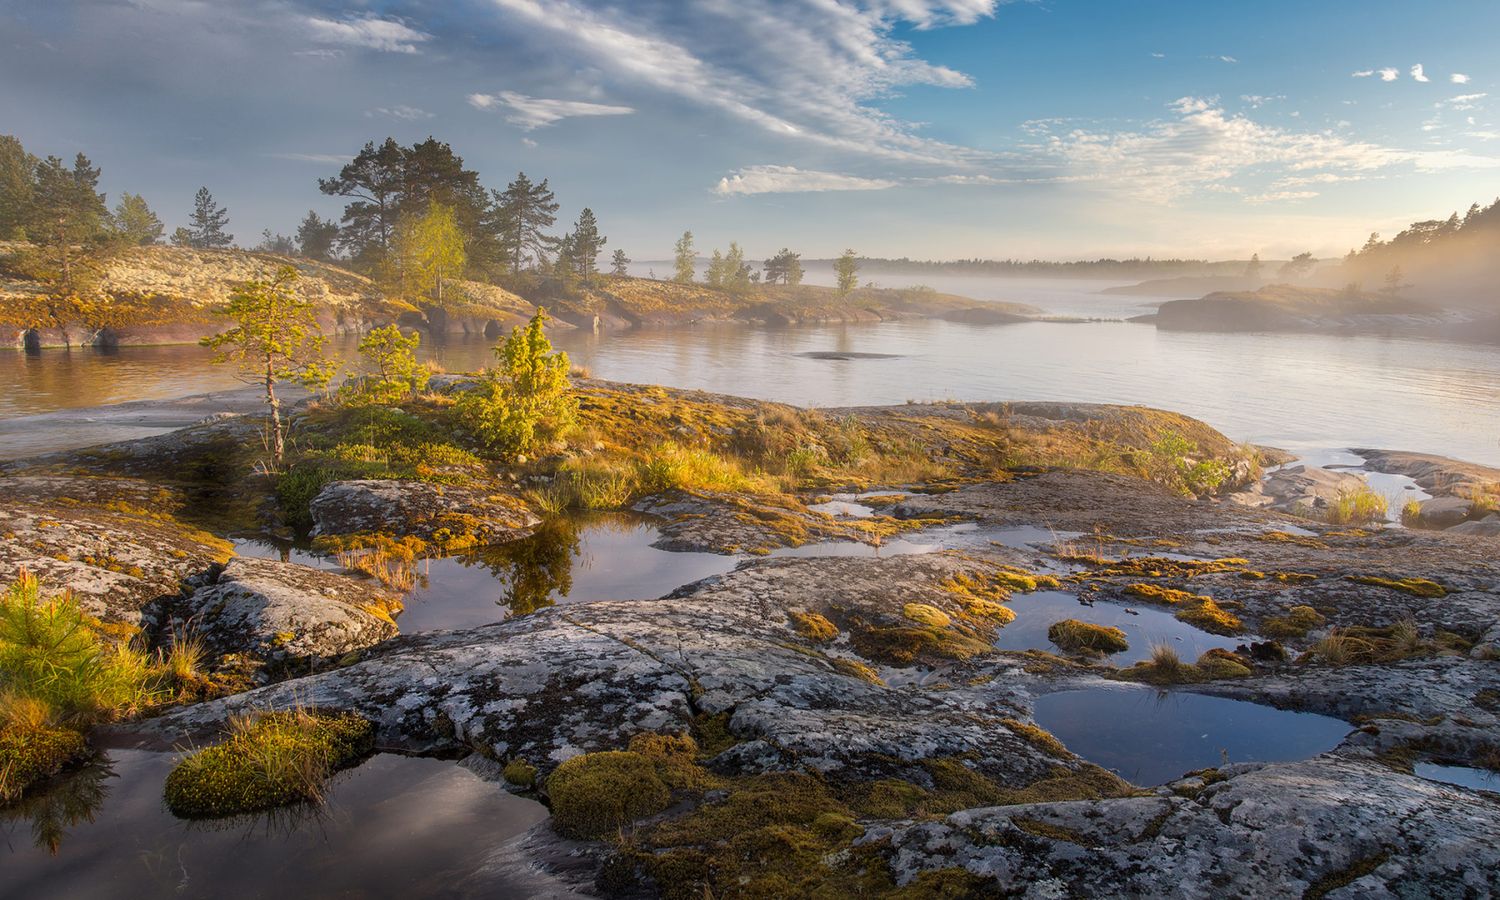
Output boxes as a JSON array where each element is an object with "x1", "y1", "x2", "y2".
[
  {"x1": 309, "y1": 479, "x2": 538, "y2": 546},
  {"x1": 182, "y1": 557, "x2": 399, "y2": 670},
  {"x1": 1416, "y1": 495, "x2": 1475, "y2": 529},
  {"x1": 1448, "y1": 514, "x2": 1500, "y2": 537}
]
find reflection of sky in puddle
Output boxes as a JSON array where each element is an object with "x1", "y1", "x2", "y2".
[
  {"x1": 1, "y1": 750, "x2": 547, "y2": 898},
  {"x1": 1414, "y1": 762, "x2": 1500, "y2": 793},
  {"x1": 995, "y1": 591, "x2": 1246, "y2": 665},
  {"x1": 1270, "y1": 447, "x2": 1431, "y2": 524},
  {"x1": 1032, "y1": 685, "x2": 1350, "y2": 786}
]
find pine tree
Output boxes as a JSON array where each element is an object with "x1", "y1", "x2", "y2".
[
  {"x1": 186, "y1": 186, "x2": 233, "y2": 249},
  {"x1": 113, "y1": 193, "x2": 163, "y2": 245},
  {"x1": 318, "y1": 138, "x2": 405, "y2": 270},
  {"x1": 610, "y1": 249, "x2": 630, "y2": 277},
  {"x1": 834, "y1": 249, "x2": 859, "y2": 297},
  {"x1": 1243, "y1": 253, "x2": 1261, "y2": 280},
  {"x1": 763, "y1": 248, "x2": 803, "y2": 285},
  {"x1": 570, "y1": 208, "x2": 606, "y2": 283},
  {"x1": 673, "y1": 231, "x2": 695, "y2": 283},
  {"x1": 487, "y1": 172, "x2": 559, "y2": 273},
  {"x1": 0, "y1": 135, "x2": 38, "y2": 239},
  {"x1": 295, "y1": 211, "x2": 340, "y2": 261},
  {"x1": 705, "y1": 248, "x2": 726, "y2": 287},
  {"x1": 28, "y1": 153, "x2": 110, "y2": 300},
  {"x1": 723, "y1": 242, "x2": 751, "y2": 293}
]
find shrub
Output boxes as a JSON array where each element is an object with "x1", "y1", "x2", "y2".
[
  {"x1": 276, "y1": 466, "x2": 337, "y2": 530},
  {"x1": 163, "y1": 709, "x2": 374, "y2": 818},
  {"x1": 352, "y1": 324, "x2": 428, "y2": 400},
  {"x1": 636, "y1": 442, "x2": 752, "y2": 494},
  {"x1": 453, "y1": 309, "x2": 577, "y2": 458},
  {"x1": 1326, "y1": 486, "x2": 1388, "y2": 526},
  {"x1": 1047, "y1": 619, "x2": 1129, "y2": 655}
]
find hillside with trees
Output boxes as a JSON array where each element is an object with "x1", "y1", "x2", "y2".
[{"x1": 1337, "y1": 198, "x2": 1500, "y2": 310}]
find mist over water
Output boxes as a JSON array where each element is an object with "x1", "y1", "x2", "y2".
[{"x1": 4, "y1": 277, "x2": 1498, "y2": 465}]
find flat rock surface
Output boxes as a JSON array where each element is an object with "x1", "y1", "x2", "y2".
[{"x1": 310, "y1": 479, "x2": 539, "y2": 544}]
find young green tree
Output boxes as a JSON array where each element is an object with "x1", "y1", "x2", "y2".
[
  {"x1": 201, "y1": 266, "x2": 335, "y2": 465},
  {"x1": 454, "y1": 308, "x2": 577, "y2": 457},
  {"x1": 723, "y1": 242, "x2": 751, "y2": 293},
  {"x1": 704, "y1": 248, "x2": 726, "y2": 287},
  {"x1": 21, "y1": 153, "x2": 112, "y2": 332},
  {"x1": 112, "y1": 192, "x2": 163, "y2": 245},
  {"x1": 0, "y1": 135, "x2": 37, "y2": 239},
  {"x1": 551, "y1": 232, "x2": 580, "y2": 296},
  {"x1": 486, "y1": 172, "x2": 559, "y2": 273},
  {"x1": 394, "y1": 201, "x2": 466, "y2": 305},
  {"x1": 355, "y1": 324, "x2": 428, "y2": 399},
  {"x1": 184, "y1": 186, "x2": 233, "y2": 249},
  {"x1": 762, "y1": 248, "x2": 804, "y2": 286},
  {"x1": 570, "y1": 207, "x2": 606, "y2": 282},
  {"x1": 295, "y1": 211, "x2": 340, "y2": 261},
  {"x1": 673, "y1": 231, "x2": 695, "y2": 283},
  {"x1": 834, "y1": 248, "x2": 859, "y2": 297},
  {"x1": 610, "y1": 248, "x2": 630, "y2": 277}
]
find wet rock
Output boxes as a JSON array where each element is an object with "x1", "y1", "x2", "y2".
[
  {"x1": 1355, "y1": 448, "x2": 1500, "y2": 496},
  {"x1": 178, "y1": 557, "x2": 399, "y2": 673},
  {"x1": 1449, "y1": 514, "x2": 1500, "y2": 537},
  {"x1": 1416, "y1": 496, "x2": 1474, "y2": 529},
  {"x1": 309, "y1": 479, "x2": 539, "y2": 545},
  {"x1": 876, "y1": 756, "x2": 1500, "y2": 896},
  {"x1": 1255, "y1": 464, "x2": 1368, "y2": 514}
]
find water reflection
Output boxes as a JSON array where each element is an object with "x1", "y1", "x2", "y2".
[
  {"x1": 1, "y1": 755, "x2": 114, "y2": 856},
  {"x1": 465, "y1": 517, "x2": 583, "y2": 616},
  {"x1": 994, "y1": 591, "x2": 1246, "y2": 664},
  {"x1": 1032, "y1": 685, "x2": 1351, "y2": 785}
]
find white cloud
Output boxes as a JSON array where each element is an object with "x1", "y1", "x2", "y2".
[
  {"x1": 521, "y1": 137, "x2": 539, "y2": 148},
  {"x1": 1151, "y1": 52, "x2": 1165, "y2": 58},
  {"x1": 266, "y1": 152, "x2": 354, "y2": 165},
  {"x1": 1352, "y1": 70, "x2": 1375, "y2": 78},
  {"x1": 467, "y1": 91, "x2": 634, "y2": 129},
  {"x1": 1215, "y1": 55, "x2": 1238, "y2": 64},
  {"x1": 1244, "y1": 190, "x2": 1319, "y2": 203},
  {"x1": 1379, "y1": 68, "x2": 1400, "y2": 82},
  {"x1": 1440, "y1": 92, "x2": 1488, "y2": 111},
  {"x1": 486, "y1": 0, "x2": 995, "y2": 166},
  {"x1": 304, "y1": 14, "x2": 431, "y2": 54},
  {"x1": 714, "y1": 165, "x2": 899, "y2": 195},
  {"x1": 1410, "y1": 64, "x2": 1430, "y2": 83},
  {"x1": 1453, "y1": 73, "x2": 1471, "y2": 84},
  {"x1": 366, "y1": 105, "x2": 433, "y2": 121},
  {"x1": 1240, "y1": 94, "x2": 1284, "y2": 108}
]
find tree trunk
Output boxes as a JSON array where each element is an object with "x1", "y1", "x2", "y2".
[{"x1": 265, "y1": 355, "x2": 284, "y2": 466}]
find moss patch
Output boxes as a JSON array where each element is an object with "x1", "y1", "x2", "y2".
[
  {"x1": 1346, "y1": 576, "x2": 1447, "y2": 599},
  {"x1": 1262, "y1": 605, "x2": 1327, "y2": 639},
  {"x1": 1047, "y1": 619, "x2": 1129, "y2": 655},
  {"x1": 1174, "y1": 598, "x2": 1244, "y2": 636},
  {"x1": 851, "y1": 624, "x2": 992, "y2": 667},
  {"x1": 902, "y1": 603, "x2": 953, "y2": 628},
  {"x1": 789, "y1": 610, "x2": 839, "y2": 642},
  {"x1": 502, "y1": 757, "x2": 538, "y2": 788},
  {"x1": 163, "y1": 710, "x2": 373, "y2": 818},
  {"x1": 0, "y1": 722, "x2": 88, "y2": 803},
  {"x1": 546, "y1": 750, "x2": 675, "y2": 839}
]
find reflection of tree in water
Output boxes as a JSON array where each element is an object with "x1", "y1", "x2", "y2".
[
  {"x1": 2, "y1": 754, "x2": 113, "y2": 855},
  {"x1": 466, "y1": 518, "x2": 582, "y2": 616}
]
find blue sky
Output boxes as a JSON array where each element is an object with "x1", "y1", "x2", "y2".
[{"x1": 2, "y1": 0, "x2": 1497, "y2": 260}]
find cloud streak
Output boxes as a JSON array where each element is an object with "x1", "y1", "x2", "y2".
[
  {"x1": 468, "y1": 91, "x2": 635, "y2": 129},
  {"x1": 304, "y1": 14, "x2": 431, "y2": 54},
  {"x1": 714, "y1": 165, "x2": 899, "y2": 195}
]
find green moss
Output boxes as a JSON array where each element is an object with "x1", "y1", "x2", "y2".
[
  {"x1": 1304, "y1": 851, "x2": 1392, "y2": 899},
  {"x1": 851, "y1": 624, "x2": 992, "y2": 667},
  {"x1": 1346, "y1": 576, "x2": 1447, "y2": 598},
  {"x1": 902, "y1": 603, "x2": 952, "y2": 627},
  {"x1": 789, "y1": 610, "x2": 839, "y2": 643},
  {"x1": 502, "y1": 757, "x2": 538, "y2": 788},
  {"x1": 1262, "y1": 605, "x2": 1327, "y2": 639},
  {"x1": 1047, "y1": 619, "x2": 1129, "y2": 655},
  {"x1": 1174, "y1": 598, "x2": 1244, "y2": 636},
  {"x1": 1001, "y1": 718, "x2": 1072, "y2": 758},
  {"x1": 1123, "y1": 583, "x2": 1204, "y2": 605},
  {"x1": 163, "y1": 710, "x2": 373, "y2": 818},
  {"x1": 1012, "y1": 816, "x2": 1090, "y2": 844},
  {"x1": 545, "y1": 750, "x2": 674, "y2": 839},
  {"x1": 831, "y1": 657, "x2": 886, "y2": 685},
  {"x1": 0, "y1": 722, "x2": 88, "y2": 803},
  {"x1": 692, "y1": 712, "x2": 741, "y2": 757}
]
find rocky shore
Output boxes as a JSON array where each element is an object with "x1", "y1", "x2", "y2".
[{"x1": 2, "y1": 379, "x2": 1497, "y2": 897}]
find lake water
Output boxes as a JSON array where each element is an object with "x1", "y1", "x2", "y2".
[
  {"x1": 1032, "y1": 685, "x2": 1352, "y2": 785},
  {"x1": 1, "y1": 750, "x2": 548, "y2": 899},
  {"x1": 5, "y1": 276, "x2": 1498, "y2": 466}
]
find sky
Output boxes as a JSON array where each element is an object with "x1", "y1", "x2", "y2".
[{"x1": 2, "y1": 0, "x2": 1499, "y2": 260}]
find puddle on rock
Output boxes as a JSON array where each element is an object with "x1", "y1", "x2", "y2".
[
  {"x1": 995, "y1": 591, "x2": 1245, "y2": 665},
  {"x1": 768, "y1": 522, "x2": 1069, "y2": 559},
  {"x1": 1414, "y1": 762, "x2": 1500, "y2": 792},
  {"x1": 1, "y1": 750, "x2": 548, "y2": 899},
  {"x1": 1032, "y1": 685, "x2": 1351, "y2": 786}
]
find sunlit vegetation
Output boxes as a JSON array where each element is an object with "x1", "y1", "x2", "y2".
[
  {"x1": 163, "y1": 708, "x2": 374, "y2": 818},
  {"x1": 1346, "y1": 575, "x2": 1447, "y2": 598},
  {"x1": 1322, "y1": 485, "x2": 1389, "y2": 526},
  {"x1": 1047, "y1": 619, "x2": 1129, "y2": 655},
  {"x1": 1115, "y1": 645, "x2": 1253, "y2": 684},
  {"x1": 1304, "y1": 621, "x2": 1471, "y2": 666}
]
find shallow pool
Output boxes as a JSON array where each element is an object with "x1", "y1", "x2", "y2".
[
  {"x1": 1414, "y1": 762, "x2": 1500, "y2": 793},
  {"x1": 1, "y1": 750, "x2": 548, "y2": 899},
  {"x1": 1032, "y1": 685, "x2": 1351, "y2": 785},
  {"x1": 995, "y1": 591, "x2": 1246, "y2": 665}
]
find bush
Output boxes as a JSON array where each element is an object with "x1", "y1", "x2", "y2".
[
  {"x1": 163, "y1": 709, "x2": 374, "y2": 818},
  {"x1": 454, "y1": 309, "x2": 577, "y2": 458},
  {"x1": 1047, "y1": 619, "x2": 1129, "y2": 655},
  {"x1": 1326, "y1": 486, "x2": 1388, "y2": 526}
]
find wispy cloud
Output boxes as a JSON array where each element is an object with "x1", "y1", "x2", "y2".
[
  {"x1": 714, "y1": 165, "x2": 899, "y2": 195},
  {"x1": 486, "y1": 0, "x2": 995, "y2": 166},
  {"x1": 1244, "y1": 190, "x2": 1319, "y2": 204},
  {"x1": 304, "y1": 14, "x2": 431, "y2": 54},
  {"x1": 1410, "y1": 63, "x2": 1430, "y2": 83},
  {"x1": 366, "y1": 105, "x2": 434, "y2": 121},
  {"x1": 266, "y1": 152, "x2": 354, "y2": 165},
  {"x1": 1453, "y1": 73, "x2": 1471, "y2": 84},
  {"x1": 467, "y1": 91, "x2": 635, "y2": 129},
  {"x1": 1240, "y1": 94, "x2": 1284, "y2": 108},
  {"x1": 1440, "y1": 93, "x2": 1488, "y2": 111}
]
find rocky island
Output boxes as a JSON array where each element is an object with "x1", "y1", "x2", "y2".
[{"x1": 3, "y1": 348, "x2": 1497, "y2": 896}]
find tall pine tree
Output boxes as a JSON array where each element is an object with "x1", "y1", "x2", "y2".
[
  {"x1": 182, "y1": 186, "x2": 232, "y2": 249},
  {"x1": 486, "y1": 172, "x2": 559, "y2": 273},
  {"x1": 570, "y1": 207, "x2": 606, "y2": 282}
]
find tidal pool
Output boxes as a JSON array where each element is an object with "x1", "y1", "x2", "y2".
[
  {"x1": 994, "y1": 591, "x2": 1246, "y2": 665},
  {"x1": 1414, "y1": 762, "x2": 1500, "y2": 793},
  {"x1": 1, "y1": 750, "x2": 548, "y2": 899},
  {"x1": 1032, "y1": 685, "x2": 1351, "y2": 786}
]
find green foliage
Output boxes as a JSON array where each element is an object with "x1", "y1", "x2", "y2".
[
  {"x1": 454, "y1": 308, "x2": 577, "y2": 457},
  {"x1": 1325, "y1": 485, "x2": 1388, "y2": 526},
  {"x1": 112, "y1": 192, "x2": 163, "y2": 245},
  {"x1": 569, "y1": 207, "x2": 606, "y2": 282},
  {"x1": 609, "y1": 248, "x2": 630, "y2": 277},
  {"x1": 163, "y1": 709, "x2": 374, "y2": 818},
  {"x1": 762, "y1": 247, "x2": 805, "y2": 285},
  {"x1": 673, "y1": 230, "x2": 695, "y2": 283},
  {"x1": 546, "y1": 750, "x2": 674, "y2": 838},
  {"x1": 395, "y1": 201, "x2": 466, "y2": 304},
  {"x1": 1047, "y1": 619, "x2": 1129, "y2": 654},
  {"x1": 0, "y1": 571, "x2": 160, "y2": 723},
  {"x1": 201, "y1": 265, "x2": 336, "y2": 463},
  {"x1": 487, "y1": 171, "x2": 559, "y2": 274},
  {"x1": 351, "y1": 324, "x2": 429, "y2": 401},
  {"x1": 834, "y1": 248, "x2": 859, "y2": 297},
  {"x1": 1144, "y1": 429, "x2": 1232, "y2": 496},
  {"x1": 296, "y1": 210, "x2": 340, "y2": 261},
  {"x1": 179, "y1": 186, "x2": 232, "y2": 249}
]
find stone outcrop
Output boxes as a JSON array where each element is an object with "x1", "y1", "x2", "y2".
[{"x1": 309, "y1": 479, "x2": 539, "y2": 545}]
